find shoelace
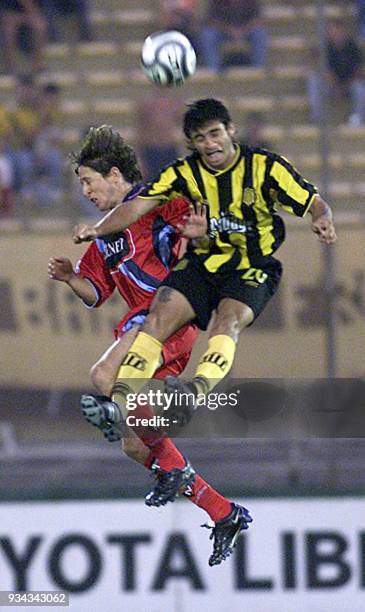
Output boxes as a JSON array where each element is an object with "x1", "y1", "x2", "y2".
[
  {"x1": 201, "y1": 522, "x2": 217, "y2": 541},
  {"x1": 150, "y1": 469, "x2": 172, "y2": 493}
]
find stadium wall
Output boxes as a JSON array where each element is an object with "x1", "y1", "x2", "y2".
[
  {"x1": 2, "y1": 215, "x2": 364, "y2": 386},
  {"x1": 0, "y1": 497, "x2": 364, "y2": 612}
]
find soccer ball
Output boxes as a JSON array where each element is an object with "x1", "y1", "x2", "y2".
[{"x1": 141, "y1": 30, "x2": 196, "y2": 87}]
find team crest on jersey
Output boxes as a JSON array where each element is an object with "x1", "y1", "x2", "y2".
[{"x1": 243, "y1": 187, "x2": 255, "y2": 206}]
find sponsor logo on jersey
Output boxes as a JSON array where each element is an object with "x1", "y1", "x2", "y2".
[{"x1": 209, "y1": 213, "x2": 246, "y2": 238}]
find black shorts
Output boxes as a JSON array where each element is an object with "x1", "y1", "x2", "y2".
[{"x1": 161, "y1": 254, "x2": 283, "y2": 330}]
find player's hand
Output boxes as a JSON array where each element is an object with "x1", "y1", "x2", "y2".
[
  {"x1": 311, "y1": 215, "x2": 337, "y2": 245},
  {"x1": 177, "y1": 203, "x2": 208, "y2": 239},
  {"x1": 48, "y1": 257, "x2": 75, "y2": 282},
  {"x1": 73, "y1": 223, "x2": 97, "y2": 243}
]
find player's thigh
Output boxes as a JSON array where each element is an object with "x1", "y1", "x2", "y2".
[
  {"x1": 153, "y1": 256, "x2": 218, "y2": 332},
  {"x1": 212, "y1": 259, "x2": 282, "y2": 339},
  {"x1": 142, "y1": 286, "x2": 195, "y2": 342}
]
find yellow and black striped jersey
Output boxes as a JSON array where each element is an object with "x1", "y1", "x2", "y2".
[{"x1": 139, "y1": 144, "x2": 317, "y2": 273}]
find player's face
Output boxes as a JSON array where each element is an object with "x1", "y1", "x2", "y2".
[
  {"x1": 78, "y1": 166, "x2": 123, "y2": 211},
  {"x1": 188, "y1": 120, "x2": 236, "y2": 170}
]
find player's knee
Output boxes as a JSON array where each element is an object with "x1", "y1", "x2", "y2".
[
  {"x1": 212, "y1": 308, "x2": 253, "y2": 339},
  {"x1": 141, "y1": 310, "x2": 167, "y2": 339},
  {"x1": 90, "y1": 362, "x2": 113, "y2": 396},
  {"x1": 142, "y1": 301, "x2": 189, "y2": 341}
]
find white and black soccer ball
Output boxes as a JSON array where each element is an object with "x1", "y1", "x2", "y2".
[{"x1": 141, "y1": 30, "x2": 196, "y2": 87}]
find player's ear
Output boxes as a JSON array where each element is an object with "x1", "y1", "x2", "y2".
[
  {"x1": 227, "y1": 122, "x2": 236, "y2": 139},
  {"x1": 185, "y1": 137, "x2": 195, "y2": 151},
  {"x1": 109, "y1": 166, "x2": 122, "y2": 180}
]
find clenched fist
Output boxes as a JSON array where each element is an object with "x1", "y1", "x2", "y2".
[
  {"x1": 73, "y1": 224, "x2": 97, "y2": 243},
  {"x1": 311, "y1": 215, "x2": 337, "y2": 245},
  {"x1": 48, "y1": 257, "x2": 75, "y2": 282}
]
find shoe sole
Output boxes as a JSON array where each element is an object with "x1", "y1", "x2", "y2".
[
  {"x1": 81, "y1": 395, "x2": 122, "y2": 442},
  {"x1": 164, "y1": 376, "x2": 197, "y2": 426},
  {"x1": 145, "y1": 462, "x2": 196, "y2": 507},
  {"x1": 81, "y1": 395, "x2": 104, "y2": 426},
  {"x1": 209, "y1": 508, "x2": 252, "y2": 566}
]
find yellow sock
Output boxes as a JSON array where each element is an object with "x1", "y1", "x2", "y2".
[
  {"x1": 194, "y1": 334, "x2": 236, "y2": 395},
  {"x1": 112, "y1": 331, "x2": 163, "y2": 415}
]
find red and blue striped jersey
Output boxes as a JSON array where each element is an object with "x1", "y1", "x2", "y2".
[{"x1": 76, "y1": 187, "x2": 189, "y2": 310}]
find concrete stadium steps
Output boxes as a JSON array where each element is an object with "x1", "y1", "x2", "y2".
[
  {"x1": 264, "y1": 4, "x2": 354, "y2": 37},
  {"x1": 1, "y1": 0, "x2": 363, "y2": 212},
  {"x1": 35, "y1": 66, "x2": 281, "y2": 99},
  {"x1": 48, "y1": 91, "x2": 312, "y2": 129},
  {"x1": 89, "y1": 0, "x2": 155, "y2": 11},
  {"x1": 261, "y1": 0, "x2": 354, "y2": 9},
  {"x1": 58, "y1": 100, "x2": 134, "y2": 131},
  {"x1": 276, "y1": 125, "x2": 365, "y2": 157},
  {"x1": 90, "y1": 10, "x2": 157, "y2": 43},
  {"x1": 84, "y1": 3, "x2": 354, "y2": 43},
  {"x1": 44, "y1": 42, "x2": 138, "y2": 72},
  {"x1": 292, "y1": 155, "x2": 365, "y2": 182},
  {"x1": 57, "y1": 122, "x2": 365, "y2": 159},
  {"x1": 57, "y1": 131, "x2": 365, "y2": 211},
  {"x1": 269, "y1": 35, "x2": 313, "y2": 67},
  {"x1": 42, "y1": 39, "x2": 312, "y2": 78},
  {"x1": 41, "y1": 36, "x2": 313, "y2": 72}
]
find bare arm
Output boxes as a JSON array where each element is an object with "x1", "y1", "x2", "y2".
[
  {"x1": 309, "y1": 194, "x2": 337, "y2": 245},
  {"x1": 73, "y1": 196, "x2": 159, "y2": 243},
  {"x1": 48, "y1": 257, "x2": 97, "y2": 306}
]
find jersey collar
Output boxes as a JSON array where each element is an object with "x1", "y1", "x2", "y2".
[{"x1": 122, "y1": 183, "x2": 144, "y2": 202}]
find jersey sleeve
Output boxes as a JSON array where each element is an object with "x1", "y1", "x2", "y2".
[
  {"x1": 158, "y1": 197, "x2": 190, "y2": 229},
  {"x1": 75, "y1": 242, "x2": 116, "y2": 307},
  {"x1": 268, "y1": 153, "x2": 318, "y2": 217},
  {"x1": 138, "y1": 160, "x2": 189, "y2": 202}
]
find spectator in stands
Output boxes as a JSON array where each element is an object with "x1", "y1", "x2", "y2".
[
  {"x1": 306, "y1": 19, "x2": 365, "y2": 125},
  {"x1": 8, "y1": 74, "x2": 41, "y2": 196},
  {"x1": 40, "y1": 0, "x2": 91, "y2": 42},
  {"x1": 198, "y1": 0, "x2": 268, "y2": 71},
  {"x1": 355, "y1": 0, "x2": 365, "y2": 41},
  {"x1": 159, "y1": 0, "x2": 199, "y2": 51},
  {"x1": 0, "y1": 107, "x2": 15, "y2": 217},
  {"x1": 9, "y1": 76, "x2": 65, "y2": 209},
  {"x1": 1, "y1": 1, "x2": 48, "y2": 74},
  {"x1": 135, "y1": 89, "x2": 182, "y2": 181},
  {"x1": 33, "y1": 82, "x2": 65, "y2": 207},
  {"x1": 239, "y1": 111, "x2": 272, "y2": 149},
  {"x1": 0, "y1": 152, "x2": 15, "y2": 218}
]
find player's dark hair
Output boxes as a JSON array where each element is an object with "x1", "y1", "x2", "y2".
[
  {"x1": 71, "y1": 125, "x2": 142, "y2": 183},
  {"x1": 183, "y1": 98, "x2": 232, "y2": 138}
]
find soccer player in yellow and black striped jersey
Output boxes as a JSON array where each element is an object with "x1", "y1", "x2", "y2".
[{"x1": 74, "y1": 99, "x2": 337, "y2": 422}]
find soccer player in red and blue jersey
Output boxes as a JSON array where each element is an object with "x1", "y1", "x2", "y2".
[{"x1": 48, "y1": 125, "x2": 252, "y2": 566}]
